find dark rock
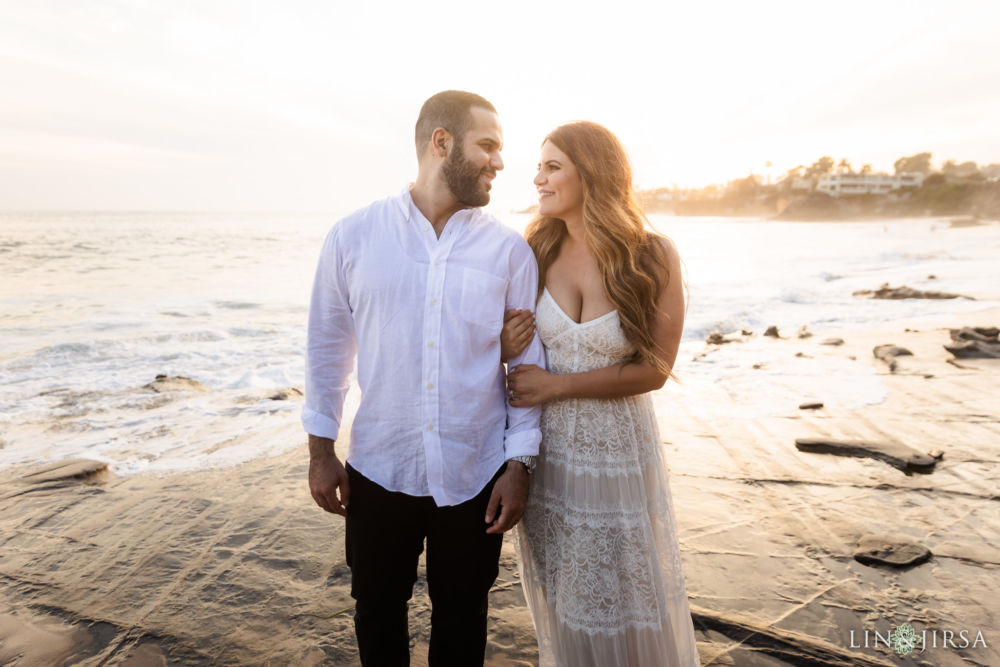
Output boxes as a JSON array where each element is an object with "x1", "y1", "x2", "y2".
[
  {"x1": 752, "y1": 362, "x2": 766, "y2": 369},
  {"x1": 706, "y1": 331, "x2": 729, "y2": 345},
  {"x1": 794, "y1": 352, "x2": 811, "y2": 358},
  {"x1": 975, "y1": 326, "x2": 998, "y2": 338},
  {"x1": 20, "y1": 459, "x2": 111, "y2": 484},
  {"x1": 927, "y1": 448, "x2": 944, "y2": 460},
  {"x1": 853, "y1": 283, "x2": 973, "y2": 300},
  {"x1": 944, "y1": 340, "x2": 1000, "y2": 358},
  {"x1": 946, "y1": 326, "x2": 1000, "y2": 358},
  {"x1": 873, "y1": 344, "x2": 912, "y2": 358},
  {"x1": 873, "y1": 344, "x2": 912, "y2": 372},
  {"x1": 854, "y1": 535, "x2": 932, "y2": 568},
  {"x1": 689, "y1": 603, "x2": 896, "y2": 667},
  {"x1": 143, "y1": 375, "x2": 210, "y2": 393},
  {"x1": 741, "y1": 329, "x2": 753, "y2": 336},
  {"x1": 794, "y1": 438, "x2": 937, "y2": 474},
  {"x1": 268, "y1": 387, "x2": 304, "y2": 401},
  {"x1": 799, "y1": 402, "x2": 824, "y2": 410},
  {"x1": 37, "y1": 387, "x2": 71, "y2": 396},
  {"x1": 764, "y1": 325, "x2": 780, "y2": 338},
  {"x1": 950, "y1": 326, "x2": 999, "y2": 342},
  {"x1": 797, "y1": 325, "x2": 813, "y2": 339},
  {"x1": 820, "y1": 337, "x2": 844, "y2": 346},
  {"x1": 927, "y1": 274, "x2": 937, "y2": 280}
]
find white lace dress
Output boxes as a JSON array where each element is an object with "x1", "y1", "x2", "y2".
[{"x1": 514, "y1": 288, "x2": 699, "y2": 667}]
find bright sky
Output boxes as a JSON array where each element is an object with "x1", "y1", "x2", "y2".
[{"x1": 2, "y1": 0, "x2": 999, "y2": 214}]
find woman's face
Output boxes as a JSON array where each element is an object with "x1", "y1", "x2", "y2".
[{"x1": 534, "y1": 140, "x2": 584, "y2": 220}]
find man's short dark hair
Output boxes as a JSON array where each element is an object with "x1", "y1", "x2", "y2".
[{"x1": 415, "y1": 90, "x2": 497, "y2": 157}]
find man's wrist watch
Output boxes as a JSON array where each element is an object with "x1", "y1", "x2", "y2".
[{"x1": 508, "y1": 455, "x2": 536, "y2": 474}]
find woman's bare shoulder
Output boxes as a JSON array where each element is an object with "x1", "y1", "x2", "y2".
[{"x1": 647, "y1": 233, "x2": 682, "y2": 271}]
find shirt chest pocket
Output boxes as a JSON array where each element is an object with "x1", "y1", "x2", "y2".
[{"x1": 459, "y1": 267, "x2": 506, "y2": 332}]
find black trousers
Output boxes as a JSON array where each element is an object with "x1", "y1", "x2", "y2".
[{"x1": 345, "y1": 464, "x2": 505, "y2": 667}]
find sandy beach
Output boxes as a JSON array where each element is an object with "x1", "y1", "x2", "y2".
[{"x1": 2, "y1": 227, "x2": 999, "y2": 665}]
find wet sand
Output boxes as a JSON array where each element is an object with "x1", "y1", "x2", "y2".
[
  {"x1": 2, "y1": 310, "x2": 999, "y2": 665},
  {"x1": 666, "y1": 306, "x2": 1000, "y2": 666}
]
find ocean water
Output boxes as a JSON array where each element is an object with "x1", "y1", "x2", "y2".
[{"x1": 2, "y1": 211, "x2": 998, "y2": 475}]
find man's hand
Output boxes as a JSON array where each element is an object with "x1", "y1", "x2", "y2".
[
  {"x1": 308, "y1": 435, "x2": 350, "y2": 516},
  {"x1": 485, "y1": 462, "x2": 529, "y2": 534}
]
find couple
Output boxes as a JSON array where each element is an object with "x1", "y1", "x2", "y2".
[{"x1": 304, "y1": 90, "x2": 698, "y2": 666}]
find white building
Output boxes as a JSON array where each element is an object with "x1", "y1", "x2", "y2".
[{"x1": 817, "y1": 172, "x2": 924, "y2": 196}]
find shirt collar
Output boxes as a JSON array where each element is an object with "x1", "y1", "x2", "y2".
[
  {"x1": 395, "y1": 186, "x2": 414, "y2": 220},
  {"x1": 397, "y1": 185, "x2": 482, "y2": 229}
]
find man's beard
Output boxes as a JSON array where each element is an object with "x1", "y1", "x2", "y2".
[{"x1": 443, "y1": 145, "x2": 494, "y2": 207}]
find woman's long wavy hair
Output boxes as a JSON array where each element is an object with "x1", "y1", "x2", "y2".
[{"x1": 525, "y1": 121, "x2": 674, "y2": 376}]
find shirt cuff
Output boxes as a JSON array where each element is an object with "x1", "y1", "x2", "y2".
[
  {"x1": 503, "y1": 427, "x2": 541, "y2": 459},
  {"x1": 301, "y1": 407, "x2": 341, "y2": 441}
]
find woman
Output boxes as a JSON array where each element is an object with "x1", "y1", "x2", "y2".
[{"x1": 501, "y1": 122, "x2": 699, "y2": 666}]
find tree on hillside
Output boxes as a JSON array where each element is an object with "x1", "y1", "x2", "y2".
[
  {"x1": 806, "y1": 156, "x2": 834, "y2": 179},
  {"x1": 894, "y1": 152, "x2": 932, "y2": 174},
  {"x1": 778, "y1": 166, "x2": 806, "y2": 191},
  {"x1": 860, "y1": 164, "x2": 873, "y2": 174},
  {"x1": 942, "y1": 160, "x2": 981, "y2": 179},
  {"x1": 725, "y1": 175, "x2": 760, "y2": 200},
  {"x1": 837, "y1": 158, "x2": 852, "y2": 174}
]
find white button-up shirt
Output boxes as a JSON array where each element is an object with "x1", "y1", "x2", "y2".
[{"x1": 302, "y1": 187, "x2": 545, "y2": 506}]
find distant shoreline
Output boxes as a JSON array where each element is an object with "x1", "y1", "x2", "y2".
[{"x1": 637, "y1": 178, "x2": 1000, "y2": 223}]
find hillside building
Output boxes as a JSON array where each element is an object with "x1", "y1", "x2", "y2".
[{"x1": 817, "y1": 172, "x2": 924, "y2": 196}]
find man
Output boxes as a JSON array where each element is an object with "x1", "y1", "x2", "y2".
[{"x1": 303, "y1": 90, "x2": 545, "y2": 666}]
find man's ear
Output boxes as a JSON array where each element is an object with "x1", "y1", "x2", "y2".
[{"x1": 431, "y1": 127, "x2": 451, "y2": 159}]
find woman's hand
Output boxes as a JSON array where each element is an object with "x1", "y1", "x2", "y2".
[
  {"x1": 507, "y1": 364, "x2": 564, "y2": 407},
  {"x1": 500, "y1": 309, "x2": 535, "y2": 362}
]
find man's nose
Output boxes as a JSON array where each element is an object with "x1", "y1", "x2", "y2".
[{"x1": 491, "y1": 151, "x2": 504, "y2": 172}]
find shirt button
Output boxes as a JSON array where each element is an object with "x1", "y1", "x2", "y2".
[
  {"x1": 426, "y1": 382, "x2": 434, "y2": 390},
  {"x1": 434, "y1": 259, "x2": 441, "y2": 266},
  {"x1": 428, "y1": 341, "x2": 435, "y2": 347},
  {"x1": 430, "y1": 298, "x2": 437, "y2": 306},
  {"x1": 427, "y1": 424, "x2": 433, "y2": 431}
]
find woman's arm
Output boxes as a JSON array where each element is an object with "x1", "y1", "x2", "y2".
[{"x1": 508, "y1": 237, "x2": 685, "y2": 406}]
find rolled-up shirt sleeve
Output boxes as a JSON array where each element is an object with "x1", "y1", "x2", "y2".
[
  {"x1": 302, "y1": 225, "x2": 356, "y2": 440},
  {"x1": 503, "y1": 239, "x2": 545, "y2": 458}
]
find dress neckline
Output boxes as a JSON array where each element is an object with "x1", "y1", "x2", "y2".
[{"x1": 542, "y1": 287, "x2": 619, "y2": 328}]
